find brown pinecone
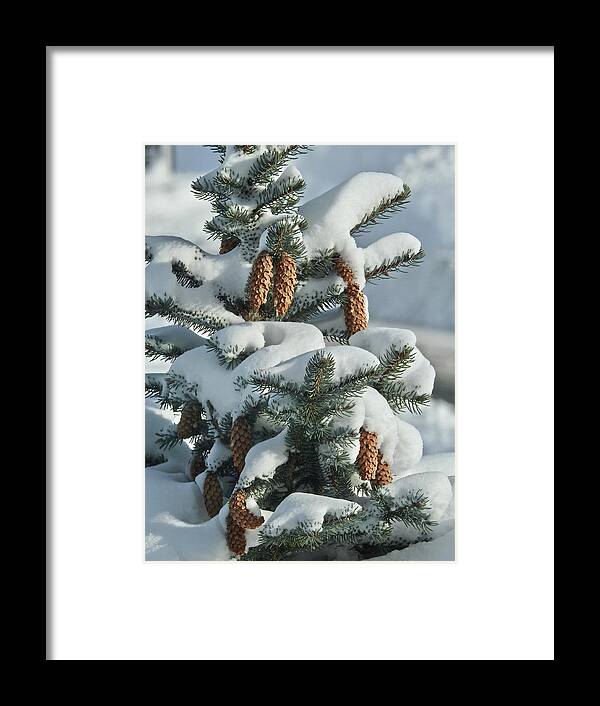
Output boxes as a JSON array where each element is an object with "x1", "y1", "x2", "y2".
[
  {"x1": 334, "y1": 257, "x2": 355, "y2": 286},
  {"x1": 248, "y1": 250, "x2": 273, "y2": 312},
  {"x1": 334, "y1": 258, "x2": 368, "y2": 335},
  {"x1": 188, "y1": 453, "x2": 205, "y2": 480},
  {"x1": 226, "y1": 513, "x2": 246, "y2": 556},
  {"x1": 375, "y1": 451, "x2": 393, "y2": 486},
  {"x1": 203, "y1": 471, "x2": 223, "y2": 518},
  {"x1": 228, "y1": 489, "x2": 264, "y2": 530},
  {"x1": 219, "y1": 237, "x2": 239, "y2": 254},
  {"x1": 230, "y1": 416, "x2": 252, "y2": 473},
  {"x1": 356, "y1": 428, "x2": 379, "y2": 480},
  {"x1": 177, "y1": 399, "x2": 203, "y2": 439},
  {"x1": 344, "y1": 284, "x2": 368, "y2": 335},
  {"x1": 273, "y1": 253, "x2": 297, "y2": 317}
]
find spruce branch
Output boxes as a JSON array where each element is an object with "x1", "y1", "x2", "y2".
[
  {"x1": 145, "y1": 335, "x2": 187, "y2": 362},
  {"x1": 298, "y1": 249, "x2": 337, "y2": 280},
  {"x1": 213, "y1": 170, "x2": 248, "y2": 197},
  {"x1": 303, "y1": 349, "x2": 336, "y2": 395},
  {"x1": 190, "y1": 175, "x2": 227, "y2": 201},
  {"x1": 243, "y1": 488, "x2": 436, "y2": 560},
  {"x1": 145, "y1": 295, "x2": 227, "y2": 335},
  {"x1": 203, "y1": 399, "x2": 232, "y2": 442},
  {"x1": 369, "y1": 487, "x2": 437, "y2": 534},
  {"x1": 383, "y1": 386, "x2": 431, "y2": 415},
  {"x1": 203, "y1": 218, "x2": 240, "y2": 241},
  {"x1": 203, "y1": 339, "x2": 253, "y2": 369},
  {"x1": 164, "y1": 371, "x2": 199, "y2": 397},
  {"x1": 145, "y1": 377, "x2": 189, "y2": 413},
  {"x1": 257, "y1": 175, "x2": 306, "y2": 215},
  {"x1": 322, "y1": 328, "x2": 350, "y2": 345},
  {"x1": 246, "y1": 145, "x2": 311, "y2": 186},
  {"x1": 258, "y1": 402, "x2": 295, "y2": 429},
  {"x1": 145, "y1": 375, "x2": 164, "y2": 399},
  {"x1": 318, "y1": 434, "x2": 359, "y2": 499},
  {"x1": 371, "y1": 345, "x2": 431, "y2": 414},
  {"x1": 157, "y1": 373, "x2": 201, "y2": 412},
  {"x1": 264, "y1": 217, "x2": 307, "y2": 259},
  {"x1": 242, "y1": 510, "x2": 388, "y2": 561},
  {"x1": 155, "y1": 428, "x2": 184, "y2": 451},
  {"x1": 216, "y1": 291, "x2": 248, "y2": 319},
  {"x1": 350, "y1": 184, "x2": 412, "y2": 236},
  {"x1": 335, "y1": 364, "x2": 380, "y2": 398},
  {"x1": 213, "y1": 202, "x2": 255, "y2": 226},
  {"x1": 364, "y1": 248, "x2": 425, "y2": 282},
  {"x1": 155, "y1": 414, "x2": 209, "y2": 449},
  {"x1": 171, "y1": 260, "x2": 202, "y2": 288},
  {"x1": 243, "y1": 370, "x2": 304, "y2": 400},
  {"x1": 320, "y1": 425, "x2": 359, "y2": 450},
  {"x1": 377, "y1": 344, "x2": 416, "y2": 381},
  {"x1": 205, "y1": 145, "x2": 226, "y2": 162},
  {"x1": 284, "y1": 285, "x2": 344, "y2": 322}
]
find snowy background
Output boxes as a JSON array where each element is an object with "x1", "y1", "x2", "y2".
[{"x1": 145, "y1": 145, "x2": 454, "y2": 455}]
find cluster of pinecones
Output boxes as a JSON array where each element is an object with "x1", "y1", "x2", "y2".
[
  {"x1": 334, "y1": 258, "x2": 368, "y2": 335},
  {"x1": 247, "y1": 250, "x2": 297, "y2": 317},
  {"x1": 243, "y1": 249, "x2": 368, "y2": 333},
  {"x1": 356, "y1": 428, "x2": 393, "y2": 486},
  {"x1": 227, "y1": 489, "x2": 264, "y2": 556}
]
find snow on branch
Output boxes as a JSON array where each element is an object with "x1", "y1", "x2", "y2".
[
  {"x1": 261, "y1": 492, "x2": 362, "y2": 534},
  {"x1": 362, "y1": 233, "x2": 423, "y2": 281},
  {"x1": 284, "y1": 284, "x2": 344, "y2": 323},
  {"x1": 145, "y1": 295, "x2": 232, "y2": 335},
  {"x1": 242, "y1": 484, "x2": 439, "y2": 560},
  {"x1": 350, "y1": 184, "x2": 411, "y2": 236},
  {"x1": 171, "y1": 260, "x2": 202, "y2": 288},
  {"x1": 246, "y1": 146, "x2": 311, "y2": 186},
  {"x1": 145, "y1": 335, "x2": 187, "y2": 362},
  {"x1": 145, "y1": 326, "x2": 206, "y2": 363},
  {"x1": 300, "y1": 172, "x2": 410, "y2": 256},
  {"x1": 190, "y1": 174, "x2": 230, "y2": 201},
  {"x1": 365, "y1": 248, "x2": 424, "y2": 282},
  {"x1": 257, "y1": 171, "x2": 306, "y2": 215},
  {"x1": 349, "y1": 328, "x2": 435, "y2": 415},
  {"x1": 237, "y1": 430, "x2": 289, "y2": 489}
]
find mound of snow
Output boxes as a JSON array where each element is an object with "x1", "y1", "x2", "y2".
[
  {"x1": 262, "y1": 493, "x2": 362, "y2": 534},
  {"x1": 300, "y1": 172, "x2": 408, "y2": 255},
  {"x1": 238, "y1": 431, "x2": 289, "y2": 488},
  {"x1": 349, "y1": 327, "x2": 435, "y2": 397}
]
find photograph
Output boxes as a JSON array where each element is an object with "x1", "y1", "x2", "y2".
[
  {"x1": 49, "y1": 45, "x2": 554, "y2": 661},
  {"x1": 145, "y1": 144, "x2": 455, "y2": 561}
]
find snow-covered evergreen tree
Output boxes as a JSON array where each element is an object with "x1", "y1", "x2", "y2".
[{"x1": 145, "y1": 145, "x2": 453, "y2": 561}]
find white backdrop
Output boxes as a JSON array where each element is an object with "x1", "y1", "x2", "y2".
[{"x1": 49, "y1": 47, "x2": 554, "y2": 660}]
